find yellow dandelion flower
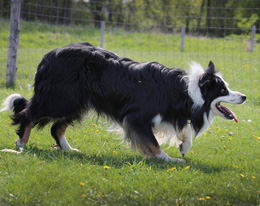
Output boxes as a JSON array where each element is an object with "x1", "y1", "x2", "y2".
[
  {"x1": 91, "y1": 129, "x2": 94, "y2": 131},
  {"x1": 81, "y1": 194, "x2": 86, "y2": 198},
  {"x1": 244, "y1": 64, "x2": 250, "y2": 69},
  {"x1": 228, "y1": 137, "x2": 232, "y2": 142},
  {"x1": 205, "y1": 196, "x2": 211, "y2": 199},
  {"x1": 104, "y1": 165, "x2": 110, "y2": 170},
  {"x1": 184, "y1": 166, "x2": 190, "y2": 170},
  {"x1": 203, "y1": 132, "x2": 206, "y2": 135},
  {"x1": 223, "y1": 146, "x2": 227, "y2": 150},
  {"x1": 198, "y1": 197, "x2": 205, "y2": 201},
  {"x1": 208, "y1": 128, "x2": 212, "y2": 131},
  {"x1": 252, "y1": 176, "x2": 256, "y2": 179},
  {"x1": 112, "y1": 151, "x2": 118, "y2": 156},
  {"x1": 93, "y1": 123, "x2": 97, "y2": 127},
  {"x1": 253, "y1": 135, "x2": 260, "y2": 140},
  {"x1": 96, "y1": 130, "x2": 100, "y2": 133},
  {"x1": 167, "y1": 167, "x2": 176, "y2": 172},
  {"x1": 225, "y1": 129, "x2": 229, "y2": 132},
  {"x1": 240, "y1": 174, "x2": 245, "y2": 178},
  {"x1": 79, "y1": 182, "x2": 85, "y2": 186}
]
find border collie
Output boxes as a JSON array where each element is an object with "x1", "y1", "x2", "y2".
[{"x1": 1, "y1": 42, "x2": 246, "y2": 162}]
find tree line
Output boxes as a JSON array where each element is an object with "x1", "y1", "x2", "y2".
[{"x1": 1, "y1": 0, "x2": 259, "y2": 37}]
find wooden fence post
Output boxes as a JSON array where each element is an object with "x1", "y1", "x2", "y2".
[
  {"x1": 6, "y1": 0, "x2": 21, "y2": 88},
  {"x1": 180, "y1": 26, "x2": 185, "y2": 52},
  {"x1": 99, "y1": 21, "x2": 105, "y2": 48},
  {"x1": 250, "y1": 25, "x2": 256, "y2": 52}
]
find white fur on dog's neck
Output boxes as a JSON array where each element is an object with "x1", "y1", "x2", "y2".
[{"x1": 187, "y1": 62, "x2": 205, "y2": 109}]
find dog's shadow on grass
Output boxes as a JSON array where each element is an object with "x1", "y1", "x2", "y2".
[
  {"x1": 17, "y1": 146, "x2": 230, "y2": 173},
  {"x1": 25, "y1": 146, "x2": 144, "y2": 166}
]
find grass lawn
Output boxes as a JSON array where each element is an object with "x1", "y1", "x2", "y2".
[{"x1": 0, "y1": 20, "x2": 259, "y2": 205}]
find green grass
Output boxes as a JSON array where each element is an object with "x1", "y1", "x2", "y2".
[{"x1": 0, "y1": 20, "x2": 260, "y2": 205}]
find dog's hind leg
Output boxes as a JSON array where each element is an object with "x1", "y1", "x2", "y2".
[
  {"x1": 1, "y1": 94, "x2": 33, "y2": 149},
  {"x1": 123, "y1": 114, "x2": 185, "y2": 163},
  {"x1": 15, "y1": 122, "x2": 33, "y2": 149},
  {"x1": 51, "y1": 122, "x2": 79, "y2": 152},
  {"x1": 14, "y1": 110, "x2": 34, "y2": 149}
]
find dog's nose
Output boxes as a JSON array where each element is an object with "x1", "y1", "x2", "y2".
[{"x1": 241, "y1": 95, "x2": 247, "y2": 101}]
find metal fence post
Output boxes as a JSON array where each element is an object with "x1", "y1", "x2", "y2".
[
  {"x1": 180, "y1": 26, "x2": 185, "y2": 52},
  {"x1": 250, "y1": 25, "x2": 256, "y2": 52},
  {"x1": 100, "y1": 21, "x2": 105, "y2": 48},
  {"x1": 6, "y1": 0, "x2": 21, "y2": 88}
]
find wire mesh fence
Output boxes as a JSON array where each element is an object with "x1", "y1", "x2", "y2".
[{"x1": 0, "y1": 0, "x2": 260, "y2": 110}]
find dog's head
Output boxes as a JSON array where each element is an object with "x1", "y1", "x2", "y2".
[{"x1": 188, "y1": 61, "x2": 246, "y2": 123}]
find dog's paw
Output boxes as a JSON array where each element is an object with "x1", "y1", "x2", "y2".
[
  {"x1": 179, "y1": 140, "x2": 192, "y2": 157},
  {"x1": 155, "y1": 149, "x2": 186, "y2": 163},
  {"x1": 169, "y1": 158, "x2": 186, "y2": 164},
  {"x1": 62, "y1": 148, "x2": 81, "y2": 153},
  {"x1": 71, "y1": 148, "x2": 80, "y2": 152},
  {"x1": 53, "y1": 145, "x2": 80, "y2": 153},
  {"x1": 15, "y1": 138, "x2": 26, "y2": 149},
  {"x1": 162, "y1": 156, "x2": 186, "y2": 163}
]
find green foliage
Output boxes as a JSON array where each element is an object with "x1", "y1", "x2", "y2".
[
  {"x1": 1, "y1": 0, "x2": 260, "y2": 36},
  {"x1": 237, "y1": 14, "x2": 259, "y2": 32}
]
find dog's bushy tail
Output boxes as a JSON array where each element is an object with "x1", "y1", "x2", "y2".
[{"x1": 1, "y1": 94, "x2": 30, "y2": 136}]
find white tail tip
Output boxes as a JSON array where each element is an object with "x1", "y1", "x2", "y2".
[{"x1": 0, "y1": 93, "x2": 23, "y2": 112}]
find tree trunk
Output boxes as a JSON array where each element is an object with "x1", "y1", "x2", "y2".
[
  {"x1": 6, "y1": 0, "x2": 21, "y2": 88},
  {"x1": 196, "y1": 0, "x2": 205, "y2": 33}
]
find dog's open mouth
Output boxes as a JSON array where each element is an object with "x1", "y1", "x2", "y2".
[{"x1": 216, "y1": 102, "x2": 238, "y2": 123}]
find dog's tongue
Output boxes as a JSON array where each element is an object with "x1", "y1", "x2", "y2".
[
  {"x1": 231, "y1": 111, "x2": 238, "y2": 123},
  {"x1": 221, "y1": 104, "x2": 238, "y2": 123}
]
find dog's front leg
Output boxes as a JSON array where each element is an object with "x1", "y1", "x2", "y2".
[
  {"x1": 179, "y1": 136, "x2": 192, "y2": 157},
  {"x1": 178, "y1": 124, "x2": 193, "y2": 157},
  {"x1": 123, "y1": 113, "x2": 186, "y2": 163}
]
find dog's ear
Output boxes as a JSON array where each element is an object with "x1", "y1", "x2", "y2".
[{"x1": 205, "y1": 61, "x2": 215, "y2": 74}]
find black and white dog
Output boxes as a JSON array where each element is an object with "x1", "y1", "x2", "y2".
[{"x1": 1, "y1": 42, "x2": 246, "y2": 162}]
